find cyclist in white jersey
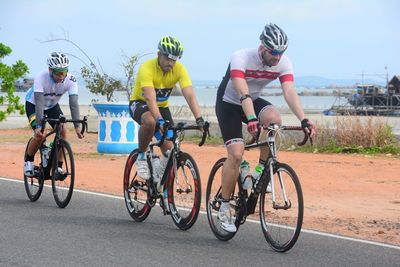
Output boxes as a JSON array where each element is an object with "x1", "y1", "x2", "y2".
[
  {"x1": 24, "y1": 52, "x2": 84, "y2": 176},
  {"x1": 215, "y1": 23, "x2": 317, "y2": 232}
]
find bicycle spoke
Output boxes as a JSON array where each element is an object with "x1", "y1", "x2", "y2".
[
  {"x1": 24, "y1": 138, "x2": 44, "y2": 201},
  {"x1": 51, "y1": 140, "x2": 75, "y2": 208},
  {"x1": 260, "y1": 163, "x2": 303, "y2": 252},
  {"x1": 169, "y1": 153, "x2": 201, "y2": 230},
  {"x1": 123, "y1": 150, "x2": 151, "y2": 222}
]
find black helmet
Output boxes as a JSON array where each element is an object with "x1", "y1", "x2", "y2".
[
  {"x1": 158, "y1": 36, "x2": 184, "y2": 60},
  {"x1": 259, "y1": 23, "x2": 288, "y2": 54}
]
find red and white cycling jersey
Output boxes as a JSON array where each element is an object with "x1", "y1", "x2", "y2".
[{"x1": 221, "y1": 48, "x2": 294, "y2": 105}]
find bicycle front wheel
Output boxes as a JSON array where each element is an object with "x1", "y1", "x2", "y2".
[
  {"x1": 123, "y1": 149, "x2": 151, "y2": 222},
  {"x1": 206, "y1": 158, "x2": 241, "y2": 241},
  {"x1": 51, "y1": 140, "x2": 75, "y2": 208},
  {"x1": 23, "y1": 137, "x2": 44, "y2": 201},
  {"x1": 168, "y1": 152, "x2": 201, "y2": 230},
  {"x1": 259, "y1": 162, "x2": 303, "y2": 252}
]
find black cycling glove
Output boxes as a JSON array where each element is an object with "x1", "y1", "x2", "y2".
[
  {"x1": 196, "y1": 116, "x2": 205, "y2": 128},
  {"x1": 301, "y1": 118, "x2": 313, "y2": 132}
]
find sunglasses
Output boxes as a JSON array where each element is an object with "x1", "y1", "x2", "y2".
[
  {"x1": 52, "y1": 68, "x2": 68, "y2": 75},
  {"x1": 267, "y1": 49, "x2": 284, "y2": 56}
]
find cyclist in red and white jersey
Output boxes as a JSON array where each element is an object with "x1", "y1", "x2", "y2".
[
  {"x1": 24, "y1": 52, "x2": 84, "y2": 176},
  {"x1": 215, "y1": 23, "x2": 316, "y2": 232}
]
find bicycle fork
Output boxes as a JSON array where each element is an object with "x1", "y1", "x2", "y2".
[{"x1": 266, "y1": 128, "x2": 291, "y2": 210}]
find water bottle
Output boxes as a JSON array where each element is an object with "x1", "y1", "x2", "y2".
[
  {"x1": 240, "y1": 160, "x2": 253, "y2": 190},
  {"x1": 158, "y1": 150, "x2": 170, "y2": 178},
  {"x1": 252, "y1": 164, "x2": 264, "y2": 189},
  {"x1": 41, "y1": 144, "x2": 50, "y2": 168},
  {"x1": 163, "y1": 188, "x2": 169, "y2": 212},
  {"x1": 151, "y1": 155, "x2": 161, "y2": 183}
]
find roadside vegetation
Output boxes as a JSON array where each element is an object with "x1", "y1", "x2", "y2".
[
  {"x1": 287, "y1": 116, "x2": 399, "y2": 156},
  {"x1": 185, "y1": 116, "x2": 400, "y2": 156}
]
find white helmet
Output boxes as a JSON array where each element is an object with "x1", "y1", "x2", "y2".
[
  {"x1": 260, "y1": 23, "x2": 288, "y2": 54},
  {"x1": 47, "y1": 52, "x2": 70, "y2": 69}
]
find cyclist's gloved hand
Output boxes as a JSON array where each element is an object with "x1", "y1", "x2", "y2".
[
  {"x1": 195, "y1": 116, "x2": 205, "y2": 128},
  {"x1": 247, "y1": 118, "x2": 259, "y2": 136},
  {"x1": 156, "y1": 117, "x2": 165, "y2": 131},
  {"x1": 301, "y1": 118, "x2": 316, "y2": 137}
]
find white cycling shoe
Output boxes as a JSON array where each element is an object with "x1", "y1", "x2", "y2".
[
  {"x1": 218, "y1": 208, "x2": 237, "y2": 233},
  {"x1": 135, "y1": 158, "x2": 150, "y2": 180}
]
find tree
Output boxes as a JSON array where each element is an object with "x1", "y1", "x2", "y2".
[{"x1": 0, "y1": 43, "x2": 29, "y2": 122}]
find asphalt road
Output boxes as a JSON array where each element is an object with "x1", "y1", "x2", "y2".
[{"x1": 1, "y1": 178, "x2": 399, "y2": 267}]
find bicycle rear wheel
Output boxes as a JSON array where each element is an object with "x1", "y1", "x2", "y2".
[
  {"x1": 23, "y1": 138, "x2": 44, "y2": 201},
  {"x1": 51, "y1": 140, "x2": 75, "y2": 208},
  {"x1": 168, "y1": 152, "x2": 201, "y2": 230},
  {"x1": 259, "y1": 162, "x2": 303, "y2": 252},
  {"x1": 206, "y1": 158, "x2": 242, "y2": 241},
  {"x1": 123, "y1": 149, "x2": 151, "y2": 222}
]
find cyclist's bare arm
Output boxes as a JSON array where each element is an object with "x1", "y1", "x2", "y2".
[
  {"x1": 142, "y1": 86, "x2": 162, "y2": 120},
  {"x1": 232, "y1": 77, "x2": 256, "y2": 118},
  {"x1": 181, "y1": 85, "x2": 202, "y2": 119},
  {"x1": 281, "y1": 81, "x2": 305, "y2": 121},
  {"x1": 281, "y1": 81, "x2": 316, "y2": 137}
]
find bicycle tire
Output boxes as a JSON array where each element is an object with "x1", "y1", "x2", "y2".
[
  {"x1": 168, "y1": 152, "x2": 201, "y2": 230},
  {"x1": 123, "y1": 149, "x2": 152, "y2": 222},
  {"x1": 259, "y1": 162, "x2": 303, "y2": 252},
  {"x1": 51, "y1": 139, "x2": 75, "y2": 208},
  {"x1": 206, "y1": 158, "x2": 242, "y2": 241},
  {"x1": 23, "y1": 137, "x2": 44, "y2": 201}
]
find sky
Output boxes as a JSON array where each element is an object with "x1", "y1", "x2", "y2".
[{"x1": 1, "y1": 0, "x2": 399, "y2": 83}]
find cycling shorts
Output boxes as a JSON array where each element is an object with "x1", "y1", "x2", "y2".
[
  {"x1": 129, "y1": 100, "x2": 174, "y2": 125},
  {"x1": 25, "y1": 101, "x2": 63, "y2": 130},
  {"x1": 216, "y1": 97, "x2": 272, "y2": 145}
]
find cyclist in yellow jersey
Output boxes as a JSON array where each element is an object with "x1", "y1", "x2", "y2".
[{"x1": 129, "y1": 36, "x2": 204, "y2": 179}]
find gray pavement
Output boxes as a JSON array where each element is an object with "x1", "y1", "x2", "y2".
[{"x1": 1, "y1": 177, "x2": 399, "y2": 267}]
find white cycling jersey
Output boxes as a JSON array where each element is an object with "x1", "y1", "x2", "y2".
[
  {"x1": 25, "y1": 70, "x2": 78, "y2": 109},
  {"x1": 221, "y1": 48, "x2": 294, "y2": 105}
]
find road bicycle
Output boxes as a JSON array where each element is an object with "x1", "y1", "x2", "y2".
[
  {"x1": 23, "y1": 115, "x2": 87, "y2": 208},
  {"x1": 206, "y1": 123, "x2": 312, "y2": 252},
  {"x1": 123, "y1": 121, "x2": 209, "y2": 230}
]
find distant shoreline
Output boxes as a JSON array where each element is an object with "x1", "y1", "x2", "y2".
[{"x1": 3, "y1": 104, "x2": 400, "y2": 136}]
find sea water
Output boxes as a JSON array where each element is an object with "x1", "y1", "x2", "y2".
[{"x1": 5, "y1": 82, "x2": 340, "y2": 110}]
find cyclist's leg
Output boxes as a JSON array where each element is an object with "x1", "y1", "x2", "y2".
[
  {"x1": 216, "y1": 99, "x2": 244, "y2": 232},
  {"x1": 129, "y1": 100, "x2": 155, "y2": 153},
  {"x1": 254, "y1": 98, "x2": 282, "y2": 163},
  {"x1": 46, "y1": 105, "x2": 65, "y2": 170},
  {"x1": 129, "y1": 100, "x2": 155, "y2": 179},
  {"x1": 25, "y1": 102, "x2": 44, "y2": 160},
  {"x1": 158, "y1": 107, "x2": 173, "y2": 154},
  {"x1": 216, "y1": 100, "x2": 244, "y2": 200}
]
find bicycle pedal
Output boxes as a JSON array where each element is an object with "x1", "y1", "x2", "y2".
[{"x1": 163, "y1": 209, "x2": 171, "y2": 215}]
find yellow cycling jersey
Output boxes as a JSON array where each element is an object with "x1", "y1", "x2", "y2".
[{"x1": 130, "y1": 58, "x2": 192, "y2": 108}]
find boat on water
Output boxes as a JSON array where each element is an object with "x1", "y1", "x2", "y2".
[
  {"x1": 14, "y1": 78, "x2": 34, "y2": 92},
  {"x1": 324, "y1": 75, "x2": 400, "y2": 116}
]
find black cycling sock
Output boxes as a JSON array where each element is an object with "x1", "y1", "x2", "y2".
[
  {"x1": 25, "y1": 155, "x2": 34, "y2": 162},
  {"x1": 58, "y1": 161, "x2": 63, "y2": 168}
]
